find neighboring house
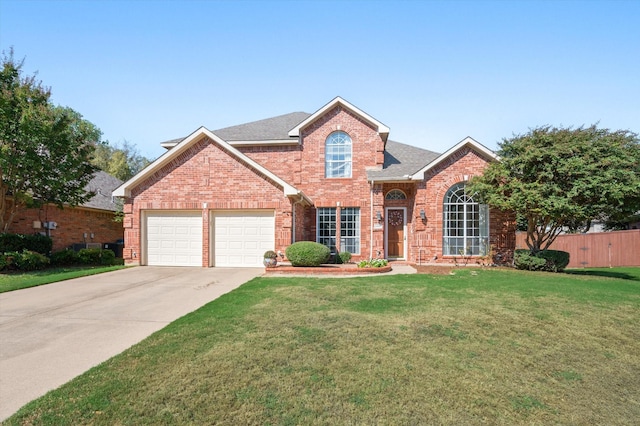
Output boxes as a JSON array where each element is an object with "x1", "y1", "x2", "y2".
[
  {"x1": 114, "y1": 97, "x2": 515, "y2": 267},
  {"x1": 5, "y1": 171, "x2": 124, "y2": 252}
]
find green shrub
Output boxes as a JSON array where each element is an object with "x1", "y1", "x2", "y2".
[
  {"x1": 357, "y1": 258, "x2": 389, "y2": 268},
  {"x1": 0, "y1": 233, "x2": 52, "y2": 254},
  {"x1": 78, "y1": 248, "x2": 116, "y2": 265},
  {"x1": 0, "y1": 254, "x2": 7, "y2": 271},
  {"x1": 285, "y1": 241, "x2": 330, "y2": 267},
  {"x1": 536, "y1": 250, "x2": 570, "y2": 272},
  {"x1": 5, "y1": 249, "x2": 50, "y2": 271},
  {"x1": 514, "y1": 249, "x2": 570, "y2": 272},
  {"x1": 50, "y1": 249, "x2": 80, "y2": 266},
  {"x1": 339, "y1": 251, "x2": 352, "y2": 264}
]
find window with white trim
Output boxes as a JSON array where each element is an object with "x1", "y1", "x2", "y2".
[
  {"x1": 340, "y1": 207, "x2": 360, "y2": 254},
  {"x1": 316, "y1": 207, "x2": 360, "y2": 254},
  {"x1": 325, "y1": 131, "x2": 352, "y2": 178},
  {"x1": 443, "y1": 183, "x2": 489, "y2": 256},
  {"x1": 385, "y1": 189, "x2": 407, "y2": 200},
  {"x1": 317, "y1": 208, "x2": 337, "y2": 253}
]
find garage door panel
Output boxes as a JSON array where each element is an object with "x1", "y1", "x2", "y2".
[
  {"x1": 213, "y1": 211, "x2": 274, "y2": 267},
  {"x1": 146, "y1": 212, "x2": 202, "y2": 267}
]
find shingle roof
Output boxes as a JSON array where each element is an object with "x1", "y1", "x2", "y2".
[
  {"x1": 215, "y1": 112, "x2": 311, "y2": 141},
  {"x1": 158, "y1": 111, "x2": 441, "y2": 181},
  {"x1": 83, "y1": 171, "x2": 123, "y2": 211},
  {"x1": 367, "y1": 140, "x2": 441, "y2": 180}
]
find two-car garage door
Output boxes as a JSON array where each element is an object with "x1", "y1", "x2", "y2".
[{"x1": 145, "y1": 210, "x2": 274, "y2": 267}]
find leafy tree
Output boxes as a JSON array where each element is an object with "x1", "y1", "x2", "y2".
[
  {"x1": 469, "y1": 125, "x2": 640, "y2": 253},
  {"x1": 0, "y1": 49, "x2": 101, "y2": 232},
  {"x1": 92, "y1": 140, "x2": 152, "y2": 181}
]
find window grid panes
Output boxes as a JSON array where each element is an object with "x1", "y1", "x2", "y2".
[
  {"x1": 340, "y1": 208, "x2": 360, "y2": 254},
  {"x1": 443, "y1": 183, "x2": 489, "y2": 256},
  {"x1": 325, "y1": 132, "x2": 352, "y2": 178},
  {"x1": 317, "y1": 208, "x2": 336, "y2": 253},
  {"x1": 385, "y1": 189, "x2": 407, "y2": 200}
]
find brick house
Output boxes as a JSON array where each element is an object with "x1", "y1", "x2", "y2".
[
  {"x1": 114, "y1": 97, "x2": 515, "y2": 267},
  {"x1": 4, "y1": 171, "x2": 124, "y2": 252}
]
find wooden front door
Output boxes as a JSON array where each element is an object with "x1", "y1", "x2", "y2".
[{"x1": 386, "y1": 208, "x2": 405, "y2": 258}]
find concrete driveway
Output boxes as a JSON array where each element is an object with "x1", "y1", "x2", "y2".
[{"x1": 0, "y1": 266, "x2": 262, "y2": 421}]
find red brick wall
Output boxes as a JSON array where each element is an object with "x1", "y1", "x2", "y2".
[
  {"x1": 239, "y1": 105, "x2": 385, "y2": 260},
  {"x1": 122, "y1": 108, "x2": 515, "y2": 267},
  {"x1": 411, "y1": 147, "x2": 515, "y2": 265},
  {"x1": 4, "y1": 202, "x2": 123, "y2": 253},
  {"x1": 123, "y1": 136, "x2": 292, "y2": 266}
]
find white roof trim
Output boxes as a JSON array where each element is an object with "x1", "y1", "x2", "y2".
[
  {"x1": 113, "y1": 126, "x2": 310, "y2": 203},
  {"x1": 410, "y1": 137, "x2": 499, "y2": 181},
  {"x1": 161, "y1": 138, "x2": 300, "y2": 150},
  {"x1": 288, "y1": 96, "x2": 390, "y2": 140}
]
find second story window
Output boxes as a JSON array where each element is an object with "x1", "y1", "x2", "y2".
[{"x1": 325, "y1": 131, "x2": 352, "y2": 178}]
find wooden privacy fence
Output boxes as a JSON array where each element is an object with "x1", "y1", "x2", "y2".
[{"x1": 515, "y1": 229, "x2": 640, "y2": 268}]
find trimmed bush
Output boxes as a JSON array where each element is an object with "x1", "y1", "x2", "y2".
[
  {"x1": 0, "y1": 254, "x2": 7, "y2": 271},
  {"x1": 285, "y1": 242, "x2": 330, "y2": 267},
  {"x1": 0, "y1": 233, "x2": 53, "y2": 255},
  {"x1": 514, "y1": 249, "x2": 570, "y2": 272},
  {"x1": 537, "y1": 250, "x2": 570, "y2": 272},
  {"x1": 4, "y1": 249, "x2": 50, "y2": 271},
  {"x1": 78, "y1": 248, "x2": 117, "y2": 266},
  {"x1": 338, "y1": 251, "x2": 352, "y2": 264},
  {"x1": 50, "y1": 249, "x2": 80, "y2": 266}
]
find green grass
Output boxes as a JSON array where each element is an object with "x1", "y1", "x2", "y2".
[
  {"x1": 5, "y1": 267, "x2": 640, "y2": 425},
  {"x1": 0, "y1": 265, "x2": 127, "y2": 293}
]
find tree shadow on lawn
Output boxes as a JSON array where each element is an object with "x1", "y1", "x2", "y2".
[{"x1": 565, "y1": 269, "x2": 640, "y2": 282}]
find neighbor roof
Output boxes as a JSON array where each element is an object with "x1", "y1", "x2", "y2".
[{"x1": 83, "y1": 171, "x2": 123, "y2": 211}]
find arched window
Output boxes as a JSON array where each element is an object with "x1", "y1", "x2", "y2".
[
  {"x1": 385, "y1": 189, "x2": 407, "y2": 200},
  {"x1": 443, "y1": 183, "x2": 489, "y2": 256},
  {"x1": 325, "y1": 131, "x2": 352, "y2": 178}
]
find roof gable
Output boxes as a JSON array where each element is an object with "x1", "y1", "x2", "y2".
[
  {"x1": 113, "y1": 127, "x2": 310, "y2": 203},
  {"x1": 410, "y1": 137, "x2": 498, "y2": 180},
  {"x1": 288, "y1": 97, "x2": 390, "y2": 141}
]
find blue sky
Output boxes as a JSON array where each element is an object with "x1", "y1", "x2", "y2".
[{"x1": 1, "y1": 0, "x2": 638, "y2": 159}]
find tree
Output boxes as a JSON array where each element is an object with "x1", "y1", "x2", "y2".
[
  {"x1": 92, "y1": 140, "x2": 152, "y2": 181},
  {"x1": 469, "y1": 125, "x2": 640, "y2": 253},
  {"x1": 0, "y1": 49, "x2": 101, "y2": 232}
]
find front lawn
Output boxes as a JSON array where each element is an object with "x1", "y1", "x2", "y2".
[
  {"x1": 6, "y1": 268, "x2": 640, "y2": 424},
  {"x1": 0, "y1": 265, "x2": 127, "y2": 293}
]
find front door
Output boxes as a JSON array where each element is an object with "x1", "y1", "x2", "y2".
[{"x1": 386, "y1": 208, "x2": 405, "y2": 259}]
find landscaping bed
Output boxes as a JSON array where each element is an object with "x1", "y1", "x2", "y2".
[{"x1": 264, "y1": 263, "x2": 392, "y2": 275}]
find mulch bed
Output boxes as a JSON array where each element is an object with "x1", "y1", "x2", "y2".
[{"x1": 264, "y1": 264, "x2": 392, "y2": 275}]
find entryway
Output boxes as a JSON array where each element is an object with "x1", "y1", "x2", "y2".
[{"x1": 385, "y1": 207, "x2": 406, "y2": 259}]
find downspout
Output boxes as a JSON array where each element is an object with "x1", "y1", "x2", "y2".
[{"x1": 369, "y1": 180, "x2": 375, "y2": 259}]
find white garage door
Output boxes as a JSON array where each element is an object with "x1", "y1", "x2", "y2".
[
  {"x1": 146, "y1": 211, "x2": 203, "y2": 266},
  {"x1": 213, "y1": 210, "x2": 275, "y2": 267}
]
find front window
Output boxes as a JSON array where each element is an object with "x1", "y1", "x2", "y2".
[
  {"x1": 317, "y1": 207, "x2": 337, "y2": 253},
  {"x1": 443, "y1": 183, "x2": 489, "y2": 256},
  {"x1": 325, "y1": 131, "x2": 352, "y2": 178},
  {"x1": 340, "y1": 207, "x2": 360, "y2": 254},
  {"x1": 316, "y1": 207, "x2": 360, "y2": 254}
]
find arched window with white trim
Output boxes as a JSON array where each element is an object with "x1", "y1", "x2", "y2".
[
  {"x1": 325, "y1": 131, "x2": 352, "y2": 178},
  {"x1": 443, "y1": 183, "x2": 489, "y2": 256},
  {"x1": 385, "y1": 189, "x2": 407, "y2": 200}
]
